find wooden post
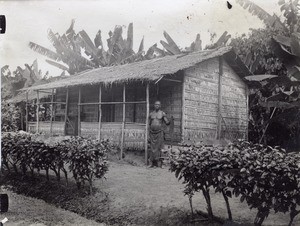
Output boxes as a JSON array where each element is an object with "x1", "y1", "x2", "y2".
[
  {"x1": 120, "y1": 84, "x2": 126, "y2": 159},
  {"x1": 245, "y1": 86, "x2": 249, "y2": 141},
  {"x1": 217, "y1": 56, "x2": 223, "y2": 140},
  {"x1": 64, "y1": 88, "x2": 69, "y2": 136},
  {"x1": 78, "y1": 87, "x2": 81, "y2": 136},
  {"x1": 25, "y1": 92, "x2": 29, "y2": 132},
  {"x1": 36, "y1": 90, "x2": 40, "y2": 133},
  {"x1": 50, "y1": 89, "x2": 54, "y2": 135},
  {"x1": 53, "y1": 89, "x2": 56, "y2": 123},
  {"x1": 181, "y1": 74, "x2": 186, "y2": 142},
  {"x1": 145, "y1": 83, "x2": 150, "y2": 165},
  {"x1": 98, "y1": 85, "x2": 102, "y2": 140}
]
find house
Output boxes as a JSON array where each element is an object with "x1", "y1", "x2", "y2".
[{"x1": 22, "y1": 46, "x2": 250, "y2": 160}]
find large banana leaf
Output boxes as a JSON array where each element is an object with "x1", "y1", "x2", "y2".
[
  {"x1": 127, "y1": 23, "x2": 133, "y2": 51},
  {"x1": 145, "y1": 44, "x2": 156, "y2": 59},
  {"x1": 163, "y1": 31, "x2": 181, "y2": 54},
  {"x1": 45, "y1": 59, "x2": 69, "y2": 71},
  {"x1": 273, "y1": 35, "x2": 291, "y2": 47},
  {"x1": 290, "y1": 32, "x2": 300, "y2": 57},
  {"x1": 66, "y1": 19, "x2": 75, "y2": 40},
  {"x1": 48, "y1": 29, "x2": 64, "y2": 53},
  {"x1": 29, "y1": 42, "x2": 61, "y2": 61},
  {"x1": 271, "y1": 37, "x2": 300, "y2": 79},
  {"x1": 107, "y1": 26, "x2": 123, "y2": 65},
  {"x1": 94, "y1": 30, "x2": 103, "y2": 49},
  {"x1": 235, "y1": 0, "x2": 286, "y2": 31},
  {"x1": 245, "y1": 74, "x2": 278, "y2": 81},
  {"x1": 260, "y1": 100, "x2": 294, "y2": 109},
  {"x1": 79, "y1": 30, "x2": 99, "y2": 57},
  {"x1": 194, "y1": 34, "x2": 202, "y2": 51},
  {"x1": 138, "y1": 37, "x2": 144, "y2": 53},
  {"x1": 215, "y1": 31, "x2": 231, "y2": 47}
]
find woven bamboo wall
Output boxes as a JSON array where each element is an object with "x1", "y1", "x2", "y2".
[
  {"x1": 80, "y1": 122, "x2": 145, "y2": 149},
  {"x1": 183, "y1": 57, "x2": 247, "y2": 142},
  {"x1": 183, "y1": 58, "x2": 219, "y2": 141},
  {"x1": 28, "y1": 121, "x2": 64, "y2": 135},
  {"x1": 221, "y1": 60, "x2": 247, "y2": 140}
]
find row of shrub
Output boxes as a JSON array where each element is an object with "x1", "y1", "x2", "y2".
[
  {"x1": 169, "y1": 140, "x2": 300, "y2": 226},
  {"x1": 1, "y1": 132, "x2": 110, "y2": 194}
]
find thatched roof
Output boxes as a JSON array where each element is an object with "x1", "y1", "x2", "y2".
[
  {"x1": 8, "y1": 90, "x2": 50, "y2": 103},
  {"x1": 22, "y1": 46, "x2": 250, "y2": 91}
]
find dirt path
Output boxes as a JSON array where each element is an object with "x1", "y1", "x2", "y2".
[
  {"x1": 0, "y1": 189, "x2": 104, "y2": 226},
  {"x1": 95, "y1": 161, "x2": 299, "y2": 226}
]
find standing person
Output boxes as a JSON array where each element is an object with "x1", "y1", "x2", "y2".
[{"x1": 148, "y1": 101, "x2": 170, "y2": 167}]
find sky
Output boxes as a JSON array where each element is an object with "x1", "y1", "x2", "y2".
[{"x1": 0, "y1": 0, "x2": 282, "y2": 77}]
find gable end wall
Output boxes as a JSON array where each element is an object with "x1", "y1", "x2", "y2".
[{"x1": 182, "y1": 57, "x2": 248, "y2": 142}]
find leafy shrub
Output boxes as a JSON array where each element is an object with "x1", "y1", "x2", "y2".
[
  {"x1": 63, "y1": 137, "x2": 109, "y2": 193},
  {"x1": 1, "y1": 101, "x2": 21, "y2": 132},
  {"x1": 169, "y1": 140, "x2": 300, "y2": 226},
  {"x1": 1, "y1": 132, "x2": 110, "y2": 194}
]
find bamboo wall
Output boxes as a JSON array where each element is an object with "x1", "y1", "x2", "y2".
[
  {"x1": 183, "y1": 57, "x2": 247, "y2": 142},
  {"x1": 221, "y1": 60, "x2": 248, "y2": 140},
  {"x1": 28, "y1": 121, "x2": 64, "y2": 135},
  {"x1": 80, "y1": 122, "x2": 145, "y2": 149},
  {"x1": 183, "y1": 58, "x2": 219, "y2": 141}
]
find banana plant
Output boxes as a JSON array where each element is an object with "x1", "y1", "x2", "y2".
[{"x1": 29, "y1": 21, "x2": 166, "y2": 75}]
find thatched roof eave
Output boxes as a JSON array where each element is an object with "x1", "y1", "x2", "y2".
[{"x1": 20, "y1": 46, "x2": 250, "y2": 92}]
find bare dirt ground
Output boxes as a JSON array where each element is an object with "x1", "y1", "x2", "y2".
[{"x1": 0, "y1": 189, "x2": 103, "y2": 226}]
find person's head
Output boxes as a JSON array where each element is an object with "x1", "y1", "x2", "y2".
[{"x1": 154, "y1": 101, "x2": 161, "y2": 111}]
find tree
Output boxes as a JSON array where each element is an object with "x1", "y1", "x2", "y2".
[{"x1": 29, "y1": 21, "x2": 172, "y2": 75}]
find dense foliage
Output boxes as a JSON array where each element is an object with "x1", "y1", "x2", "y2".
[
  {"x1": 1, "y1": 132, "x2": 110, "y2": 194},
  {"x1": 1, "y1": 101, "x2": 21, "y2": 132},
  {"x1": 170, "y1": 141, "x2": 300, "y2": 226},
  {"x1": 229, "y1": 0, "x2": 300, "y2": 148}
]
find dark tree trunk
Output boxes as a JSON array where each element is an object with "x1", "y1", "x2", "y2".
[
  {"x1": 222, "y1": 190, "x2": 232, "y2": 221},
  {"x1": 202, "y1": 187, "x2": 213, "y2": 220},
  {"x1": 45, "y1": 168, "x2": 49, "y2": 181}
]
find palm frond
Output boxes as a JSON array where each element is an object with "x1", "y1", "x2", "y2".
[{"x1": 29, "y1": 42, "x2": 61, "y2": 61}]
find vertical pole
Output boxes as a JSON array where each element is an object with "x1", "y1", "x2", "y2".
[
  {"x1": 53, "y1": 89, "x2": 56, "y2": 123},
  {"x1": 181, "y1": 74, "x2": 186, "y2": 142},
  {"x1": 245, "y1": 86, "x2": 249, "y2": 141},
  {"x1": 36, "y1": 90, "x2": 40, "y2": 133},
  {"x1": 217, "y1": 57, "x2": 223, "y2": 140},
  {"x1": 25, "y1": 92, "x2": 29, "y2": 132},
  {"x1": 145, "y1": 83, "x2": 150, "y2": 165},
  {"x1": 78, "y1": 87, "x2": 81, "y2": 136},
  {"x1": 98, "y1": 85, "x2": 102, "y2": 140},
  {"x1": 120, "y1": 84, "x2": 126, "y2": 159},
  {"x1": 50, "y1": 89, "x2": 54, "y2": 135},
  {"x1": 64, "y1": 88, "x2": 69, "y2": 136}
]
